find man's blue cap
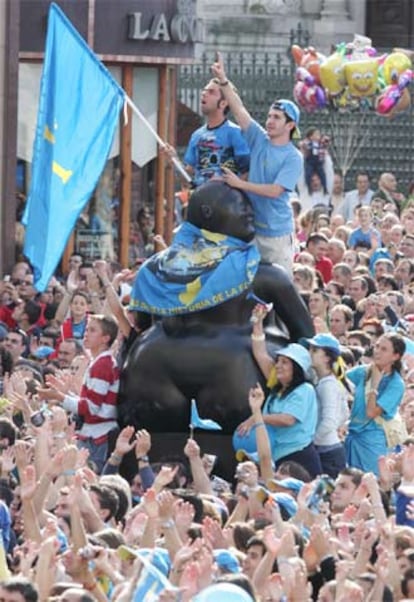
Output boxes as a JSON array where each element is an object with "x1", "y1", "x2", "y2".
[
  {"x1": 269, "y1": 492, "x2": 298, "y2": 517},
  {"x1": 267, "y1": 477, "x2": 304, "y2": 495},
  {"x1": 235, "y1": 448, "x2": 260, "y2": 464},
  {"x1": 305, "y1": 333, "x2": 341, "y2": 356},
  {"x1": 272, "y1": 99, "x2": 301, "y2": 137},
  {"x1": 214, "y1": 549, "x2": 241, "y2": 574},
  {"x1": 33, "y1": 345, "x2": 55, "y2": 359}
]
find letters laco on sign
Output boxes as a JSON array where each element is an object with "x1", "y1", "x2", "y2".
[{"x1": 128, "y1": 12, "x2": 202, "y2": 44}]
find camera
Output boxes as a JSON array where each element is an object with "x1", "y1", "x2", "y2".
[
  {"x1": 30, "y1": 410, "x2": 46, "y2": 428},
  {"x1": 78, "y1": 546, "x2": 99, "y2": 560},
  {"x1": 306, "y1": 475, "x2": 335, "y2": 513}
]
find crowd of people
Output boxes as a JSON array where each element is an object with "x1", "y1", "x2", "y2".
[{"x1": 2, "y1": 53, "x2": 414, "y2": 602}]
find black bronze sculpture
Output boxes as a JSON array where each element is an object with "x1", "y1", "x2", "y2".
[{"x1": 118, "y1": 182, "x2": 314, "y2": 478}]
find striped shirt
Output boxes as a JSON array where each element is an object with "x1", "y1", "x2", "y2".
[{"x1": 63, "y1": 350, "x2": 119, "y2": 440}]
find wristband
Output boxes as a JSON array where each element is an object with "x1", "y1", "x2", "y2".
[
  {"x1": 251, "y1": 333, "x2": 265, "y2": 341},
  {"x1": 137, "y1": 455, "x2": 149, "y2": 463},
  {"x1": 219, "y1": 80, "x2": 229, "y2": 86},
  {"x1": 62, "y1": 469, "x2": 75, "y2": 477},
  {"x1": 161, "y1": 519, "x2": 175, "y2": 529},
  {"x1": 254, "y1": 421, "x2": 265, "y2": 427},
  {"x1": 110, "y1": 453, "x2": 123, "y2": 463}
]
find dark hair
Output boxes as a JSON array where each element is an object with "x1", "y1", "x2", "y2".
[
  {"x1": 231, "y1": 522, "x2": 256, "y2": 552},
  {"x1": 0, "y1": 577, "x2": 38, "y2": 602},
  {"x1": 272, "y1": 358, "x2": 306, "y2": 399},
  {"x1": 401, "y1": 568, "x2": 414, "y2": 597},
  {"x1": 276, "y1": 460, "x2": 312, "y2": 482},
  {"x1": 246, "y1": 535, "x2": 266, "y2": 557},
  {"x1": 306, "y1": 232, "x2": 329, "y2": 247},
  {"x1": 377, "y1": 275, "x2": 398, "y2": 291},
  {"x1": 89, "y1": 484, "x2": 119, "y2": 522},
  {"x1": 0, "y1": 418, "x2": 17, "y2": 446},
  {"x1": 0, "y1": 348, "x2": 13, "y2": 376},
  {"x1": 380, "y1": 332, "x2": 406, "y2": 373},
  {"x1": 338, "y1": 466, "x2": 364, "y2": 487},
  {"x1": 99, "y1": 474, "x2": 131, "y2": 523}
]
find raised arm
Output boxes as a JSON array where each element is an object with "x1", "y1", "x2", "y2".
[
  {"x1": 251, "y1": 304, "x2": 275, "y2": 380},
  {"x1": 211, "y1": 52, "x2": 252, "y2": 131}
]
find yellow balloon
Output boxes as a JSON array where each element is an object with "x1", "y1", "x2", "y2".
[
  {"x1": 320, "y1": 52, "x2": 346, "y2": 95},
  {"x1": 383, "y1": 51, "x2": 412, "y2": 84},
  {"x1": 344, "y1": 58, "x2": 378, "y2": 97}
]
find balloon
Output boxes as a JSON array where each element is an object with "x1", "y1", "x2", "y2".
[
  {"x1": 320, "y1": 51, "x2": 346, "y2": 95},
  {"x1": 376, "y1": 69, "x2": 413, "y2": 115},
  {"x1": 383, "y1": 51, "x2": 412, "y2": 84},
  {"x1": 291, "y1": 45, "x2": 325, "y2": 85},
  {"x1": 294, "y1": 68, "x2": 326, "y2": 111},
  {"x1": 344, "y1": 58, "x2": 378, "y2": 97}
]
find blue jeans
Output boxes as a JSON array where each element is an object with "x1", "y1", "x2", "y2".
[
  {"x1": 316, "y1": 443, "x2": 346, "y2": 479},
  {"x1": 78, "y1": 438, "x2": 108, "y2": 474}
]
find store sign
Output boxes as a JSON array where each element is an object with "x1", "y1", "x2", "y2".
[{"x1": 128, "y1": 11, "x2": 202, "y2": 43}]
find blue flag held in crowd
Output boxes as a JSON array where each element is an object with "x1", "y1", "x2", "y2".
[
  {"x1": 129, "y1": 222, "x2": 260, "y2": 315},
  {"x1": 190, "y1": 399, "x2": 222, "y2": 431},
  {"x1": 23, "y1": 2, "x2": 125, "y2": 291}
]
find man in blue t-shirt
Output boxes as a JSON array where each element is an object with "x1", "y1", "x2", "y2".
[
  {"x1": 211, "y1": 53, "x2": 303, "y2": 275},
  {"x1": 164, "y1": 78, "x2": 250, "y2": 187}
]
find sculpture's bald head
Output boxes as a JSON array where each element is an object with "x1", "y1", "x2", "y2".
[{"x1": 187, "y1": 181, "x2": 255, "y2": 242}]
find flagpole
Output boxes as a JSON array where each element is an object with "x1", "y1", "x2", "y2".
[{"x1": 124, "y1": 94, "x2": 192, "y2": 184}]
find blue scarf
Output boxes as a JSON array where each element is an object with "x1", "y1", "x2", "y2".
[{"x1": 129, "y1": 222, "x2": 260, "y2": 316}]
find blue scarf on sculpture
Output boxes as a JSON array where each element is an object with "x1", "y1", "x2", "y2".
[{"x1": 129, "y1": 221, "x2": 260, "y2": 316}]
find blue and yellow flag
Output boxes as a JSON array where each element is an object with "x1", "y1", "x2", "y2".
[
  {"x1": 23, "y1": 3, "x2": 125, "y2": 291},
  {"x1": 129, "y1": 222, "x2": 260, "y2": 315}
]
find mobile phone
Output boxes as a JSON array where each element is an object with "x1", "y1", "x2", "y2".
[{"x1": 3, "y1": 275, "x2": 10, "y2": 282}]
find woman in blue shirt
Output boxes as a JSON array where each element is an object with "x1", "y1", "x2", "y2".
[
  {"x1": 234, "y1": 304, "x2": 321, "y2": 477},
  {"x1": 345, "y1": 332, "x2": 406, "y2": 476}
]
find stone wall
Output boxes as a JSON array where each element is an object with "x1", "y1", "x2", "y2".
[{"x1": 197, "y1": 0, "x2": 366, "y2": 56}]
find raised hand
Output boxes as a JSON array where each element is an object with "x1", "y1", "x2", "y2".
[
  {"x1": 114, "y1": 426, "x2": 136, "y2": 457},
  {"x1": 248, "y1": 382, "x2": 265, "y2": 414},
  {"x1": 135, "y1": 429, "x2": 151, "y2": 459},
  {"x1": 184, "y1": 438, "x2": 200, "y2": 459},
  {"x1": 211, "y1": 51, "x2": 227, "y2": 83}
]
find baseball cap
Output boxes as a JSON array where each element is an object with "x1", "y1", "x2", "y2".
[
  {"x1": 276, "y1": 343, "x2": 311, "y2": 374},
  {"x1": 272, "y1": 99, "x2": 301, "y2": 137},
  {"x1": 33, "y1": 345, "x2": 55, "y2": 359},
  {"x1": 305, "y1": 333, "x2": 341, "y2": 356},
  {"x1": 235, "y1": 448, "x2": 260, "y2": 464},
  {"x1": 267, "y1": 477, "x2": 304, "y2": 495},
  {"x1": 269, "y1": 492, "x2": 298, "y2": 518},
  {"x1": 213, "y1": 549, "x2": 241, "y2": 574}
]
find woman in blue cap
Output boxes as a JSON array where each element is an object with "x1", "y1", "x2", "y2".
[
  {"x1": 306, "y1": 333, "x2": 350, "y2": 478},
  {"x1": 234, "y1": 305, "x2": 321, "y2": 478}
]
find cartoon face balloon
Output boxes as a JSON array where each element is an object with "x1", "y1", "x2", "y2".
[
  {"x1": 383, "y1": 52, "x2": 412, "y2": 84},
  {"x1": 344, "y1": 58, "x2": 378, "y2": 97},
  {"x1": 320, "y1": 51, "x2": 346, "y2": 96}
]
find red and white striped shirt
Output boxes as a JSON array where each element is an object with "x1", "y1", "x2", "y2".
[{"x1": 63, "y1": 350, "x2": 119, "y2": 440}]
